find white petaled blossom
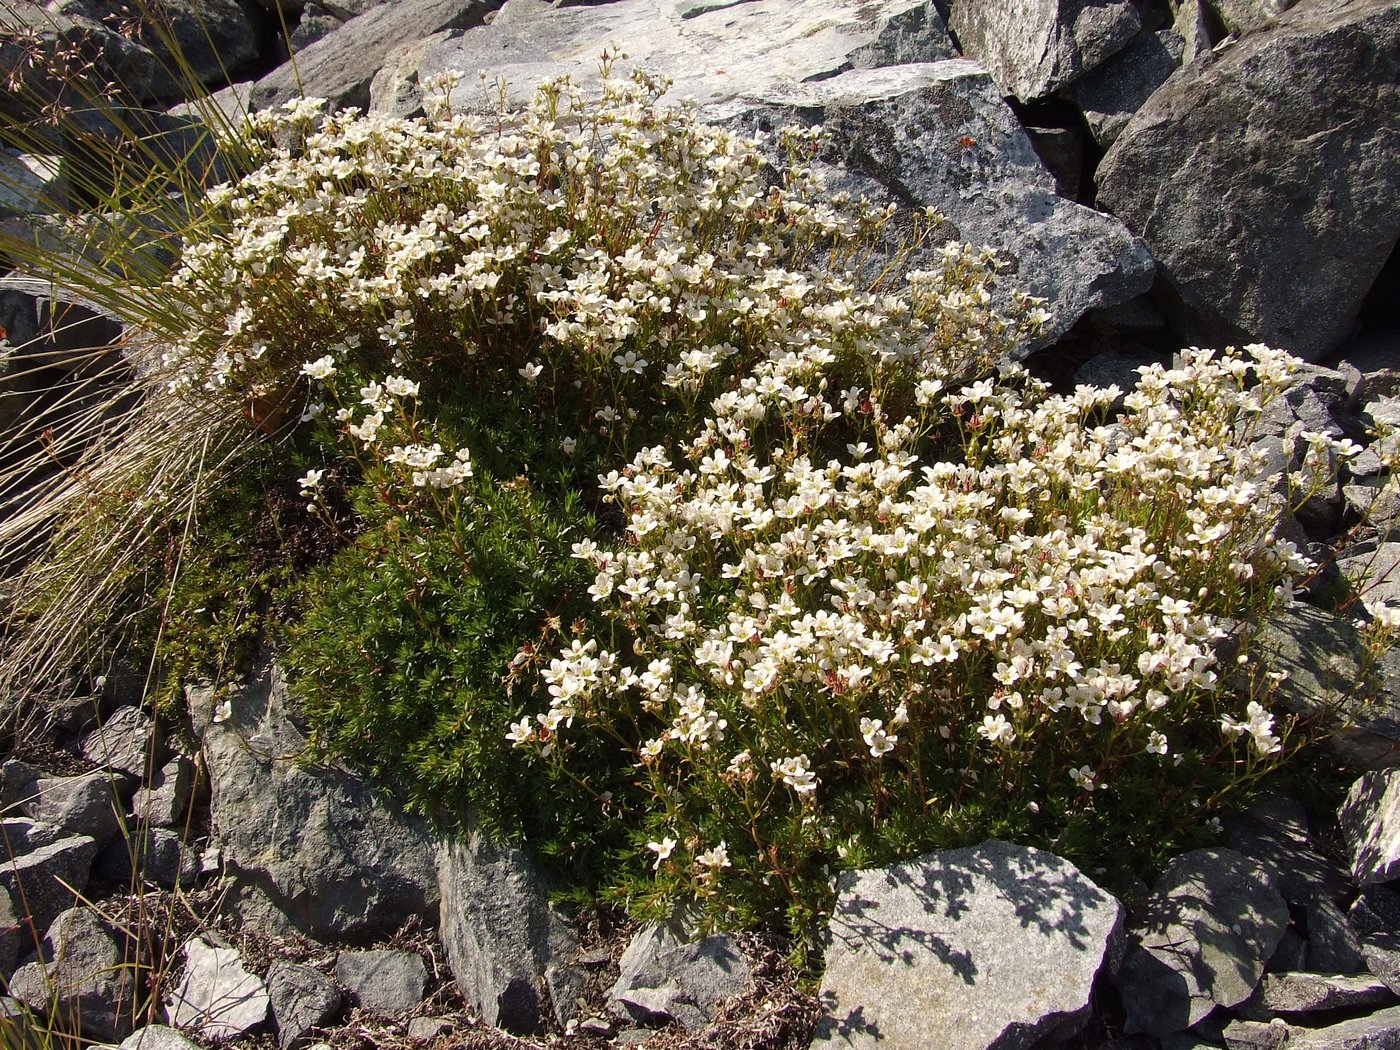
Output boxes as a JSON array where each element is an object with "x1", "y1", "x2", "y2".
[
  {"x1": 860, "y1": 717, "x2": 897, "y2": 758},
  {"x1": 298, "y1": 469, "x2": 324, "y2": 491},
  {"x1": 771, "y1": 755, "x2": 818, "y2": 794},
  {"x1": 384, "y1": 375, "x2": 420, "y2": 398},
  {"x1": 1146, "y1": 731, "x2": 1169, "y2": 756},
  {"x1": 300, "y1": 355, "x2": 337, "y2": 380},
  {"x1": 1069, "y1": 765, "x2": 1099, "y2": 792},
  {"x1": 1220, "y1": 701, "x2": 1282, "y2": 756},
  {"x1": 648, "y1": 836, "x2": 677, "y2": 869},
  {"x1": 695, "y1": 842, "x2": 731, "y2": 878}
]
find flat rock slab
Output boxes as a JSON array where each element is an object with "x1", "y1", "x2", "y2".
[
  {"x1": 371, "y1": 0, "x2": 956, "y2": 117},
  {"x1": 1338, "y1": 544, "x2": 1400, "y2": 616},
  {"x1": 813, "y1": 839, "x2": 1122, "y2": 1050},
  {"x1": 118, "y1": 1026, "x2": 204, "y2": 1050},
  {"x1": 608, "y1": 920, "x2": 750, "y2": 1033},
  {"x1": 335, "y1": 950, "x2": 427, "y2": 1015},
  {"x1": 81, "y1": 705, "x2": 162, "y2": 781},
  {"x1": 1341, "y1": 769, "x2": 1400, "y2": 885},
  {"x1": 1237, "y1": 1004, "x2": 1400, "y2": 1050},
  {"x1": 165, "y1": 935, "x2": 269, "y2": 1040},
  {"x1": 948, "y1": 0, "x2": 1142, "y2": 101},
  {"x1": 1096, "y1": 0, "x2": 1400, "y2": 361},
  {"x1": 1117, "y1": 847, "x2": 1289, "y2": 1037},
  {"x1": 266, "y1": 962, "x2": 343, "y2": 1050},
  {"x1": 1243, "y1": 973, "x2": 1397, "y2": 1018},
  {"x1": 0, "y1": 831, "x2": 99, "y2": 939}
]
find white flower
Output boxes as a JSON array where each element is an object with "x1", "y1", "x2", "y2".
[
  {"x1": 860, "y1": 717, "x2": 897, "y2": 758},
  {"x1": 519, "y1": 361, "x2": 543, "y2": 382},
  {"x1": 1146, "y1": 731, "x2": 1169, "y2": 756},
  {"x1": 384, "y1": 374, "x2": 420, "y2": 398},
  {"x1": 1221, "y1": 701, "x2": 1281, "y2": 756},
  {"x1": 561, "y1": 437, "x2": 577, "y2": 455},
  {"x1": 977, "y1": 713, "x2": 1015, "y2": 745},
  {"x1": 647, "y1": 836, "x2": 677, "y2": 869},
  {"x1": 298, "y1": 469, "x2": 324, "y2": 491},
  {"x1": 1069, "y1": 765, "x2": 1098, "y2": 791},
  {"x1": 300, "y1": 355, "x2": 337, "y2": 380},
  {"x1": 505, "y1": 719, "x2": 534, "y2": 745},
  {"x1": 696, "y1": 841, "x2": 731, "y2": 876},
  {"x1": 771, "y1": 754, "x2": 818, "y2": 794}
]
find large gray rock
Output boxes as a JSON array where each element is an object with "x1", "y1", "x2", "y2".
[
  {"x1": 81, "y1": 705, "x2": 163, "y2": 781},
  {"x1": 1338, "y1": 543, "x2": 1400, "y2": 616},
  {"x1": 6, "y1": 906, "x2": 145, "y2": 1043},
  {"x1": 370, "y1": 0, "x2": 957, "y2": 117},
  {"x1": 608, "y1": 919, "x2": 750, "y2": 1033},
  {"x1": 266, "y1": 962, "x2": 343, "y2": 1050},
  {"x1": 435, "y1": 827, "x2": 577, "y2": 1035},
  {"x1": 1225, "y1": 794, "x2": 1348, "y2": 908},
  {"x1": 199, "y1": 660, "x2": 439, "y2": 942},
  {"x1": 1075, "y1": 29, "x2": 1185, "y2": 148},
  {"x1": 1117, "y1": 847, "x2": 1290, "y2": 1037},
  {"x1": 79, "y1": 0, "x2": 262, "y2": 97},
  {"x1": 164, "y1": 934, "x2": 269, "y2": 1040},
  {"x1": 813, "y1": 839, "x2": 1123, "y2": 1049},
  {"x1": 19, "y1": 771, "x2": 126, "y2": 843},
  {"x1": 1340, "y1": 770, "x2": 1400, "y2": 886},
  {"x1": 1240, "y1": 973, "x2": 1396, "y2": 1019},
  {"x1": 1240, "y1": 1004, "x2": 1400, "y2": 1049},
  {"x1": 0, "y1": 151, "x2": 66, "y2": 220},
  {"x1": 0, "y1": 830, "x2": 99, "y2": 940},
  {"x1": 947, "y1": 0, "x2": 1142, "y2": 102},
  {"x1": 723, "y1": 62, "x2": 1154, "y2": 354},
  {"x1": 1209, "y1": 0, "x2": 1300, "y2": 37},
  {"x1": 1097, "y1": 0, "x2": 1400, "y2": 362},
  {"x1": 245, "y1": 0, "x2": 499, "y2": 112},
  {"x1": 334, "y1": 950, "x2": 427, "y2": 1015},
  {"x1": 1250, "y1": 603, "x2": 1400, "y2": 769}
]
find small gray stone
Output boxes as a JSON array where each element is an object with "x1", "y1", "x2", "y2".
[
  {"x1": 1351, "y1": 886, "x2": 1400, "y2": 995},
  {"x1": 20, "y1": 771, "x2": 125, "y2": 842},
  {"x1": 6, "y1": 906, "x2": 145, "y2": 1043},
  {"x1": 405, "y1": 1016, "x2": 452, "y2": 1041},
  {"x1": 118, "y1": 1025, "x2": 204, "y2": 1050},
  {"x1": 0, "y1": 885, "x2": 18, "y2": 974},
  {"x1": 1117, "y1": 847, "x2": 1289, "y2": 1037},
  {"x1": 813, "y1": 840, "x2": 1122, "y2": 1049},
  {"x1": 1339, "y1": 544, "x2": 1400, "y2": 618},
  {"x1": 334, "y1": 950, "x2": 427, "y2": 1015},
  {"x1": 1284, "y1": 1003, "x2": 1400, "y2": 1049},
  {"x1": 0, "y1": 832, "x2": 99, "y2": 941},
  {"x1": 949, "y1": 0, "x2": 1142, "y2": 101},
  {"x1": 165, "y1": 934, "x2": 269, "y2": 1039},
  {"x1": 436, "y1": 827, "x2": 576, "y2": 1035},
  {"x1": 1223, "y1": 1019, "x2": 1291, "y2": 1050},
  {"x1": 81, "y1": 706, "x2": 163, "y2": 781},
  {"x1": 94, "y1": 828, "x2": 199, "y2": 889},
  {"x1": 267, "y1": 961, "x2": 343, "y2": 1050},
  {"x1": 133, "y1": 756, "x2": 196, "y2": 830},
  {"x1": 609, "y1": 922, "x2": 750, "y2": 1033},
  {"x1": 1, "y1": 760, "x2": 41, "y2": 813}
]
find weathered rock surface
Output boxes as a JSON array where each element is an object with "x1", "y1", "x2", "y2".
[
  {"x1": 1097, "y1": 0, "x2": 1400, "y2": 361},
  {"x1": 1339, "y1": 544, "x2": 1400, "y2": 615},
  {"x1": 244, "y1": 0, "x2": 499, "y2": 112},
  {"x1": 1075, "y1": 29, "x2": 1185, "y2": 148},
  {"x1": 81, "y1": 705, "x2": 163, "y2": 781},
  {"x1": 1211, "y1": 0, "x2": 1301, "y2": 37},
  {"x1": 80, "y1": 0, "x2": 263, "y2": 97},
  {"x1": 334, "y1": 950, "x2": 427, "y2": 1015},
  {"x1": 0, "y1": 830, "x2": 99, "y2": 940},
  {"x1": 20, "y1": 770, "x2": 125, "y2": 842},
  {"x1": 1241, "y1": 973, "x2": 1396, "y2": 1018},
  {"x1": 118, "y1": 1025, "x2": 205, "y2": 1050},
  {"x1": 608, "y1": 920, "x2": 750, "y2": 1033},
  {"x1": 1117, "y1": 847, "x2": 1289, "y2": 1037},
  {"x1": 948, "y1": 0, "x2": 1142, "y2": 102},
  {"x1": 1340, "y1": 769, "x2": 1400, "y2": 886},
  {"x1": 726, "y1": 62, "x2": 1154, "y2": 353},
  {"x1": 165, "y1": 934, "x2": 270, "y2": 1040},
  {"x1": 372, "y1": 0, "x2": 957, "y2": 117},
  {"x1": 266, "y1": 962, "x2": 343, "y2": 1050},
  {"x1": 0, "y1": 151, "x2": 65, "y2": 219},
  {"x1": 6, "y1": 906, "x2": 145, "y2": 1043},
  {"x1": 436, "y1": 827, "x2": 577, "y2": 1034},
  {"x1": 813, "y1": 839, "x2": 1122, "y2": 1049},
  {"x1": 133, "y1": 755, "x2": 196, "y2": 830},
  {"x1": 199, "y1": 660, "x2": 439, "y2": 942},
  {"x1": 94, "y1": 826, "x2": 199, "y2": 889},
  {"x1": 1251, "y1": 603, "x2": 1400, "y2": 769}
]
